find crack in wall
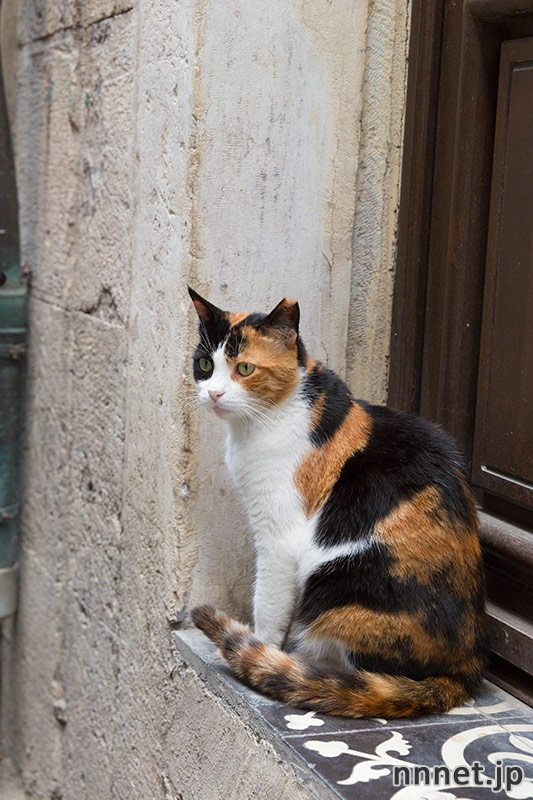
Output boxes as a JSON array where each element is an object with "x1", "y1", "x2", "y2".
[
  {"x1": 18, "y1": 5, "x2": 134, "y2": 47},
  {"x1": 79, "y1": 286, "x2": 124, "y2": 325}
]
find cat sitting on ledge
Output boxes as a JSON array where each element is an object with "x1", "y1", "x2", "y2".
[{"x1": 188, "y1": 287, "x2": 487, "y2": 718}]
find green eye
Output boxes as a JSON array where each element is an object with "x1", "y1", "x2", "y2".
[
  {"x1": 198, "y1": 357, "x2": 213, "y2": 373},
  {"x1": 237, "y1": 362, "x2": 255, "y2": 377}
]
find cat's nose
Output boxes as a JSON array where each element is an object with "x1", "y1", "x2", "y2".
[{"x1": 208, "y1": 390, "x2": 225, "y2": 402}]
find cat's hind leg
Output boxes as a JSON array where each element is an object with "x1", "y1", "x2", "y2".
[{"x1": 289, "y1": 623, "x2": 353, "y2": 671}]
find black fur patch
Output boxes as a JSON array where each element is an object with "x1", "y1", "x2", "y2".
[
  {"x1": 348, "y1": 649, "x2": 450, "y2": 681},
  {"x1": 192, "y1": 315, "x2": 231, "y2": 381},
  {"x1": 262, "y1": 671, "x2": 294, "y2": 696},
  {"x1": 310, "y1": 664, "x2": 366, "y2": 689},
  {"x1": 296, "y1": 337, "x2": 307, "y2": 368},
  {"x1": 459, "y1": 670, "x2": 484, "y2": 695},
  {"x1": 242, "y1": 312, "x2": 269, "y2": 328},
  {"x1": 314, "y1": 403, "x2": 475, "y2": 547},
  {"x1": 222, "y1": 632, "x2": 249, "y2": 655},
  {"x1": 225, "y1": 327, "x2": 247, "y2": 359},
  {"x1": 301, "y1": 364, "x2": 353, "y2": 444},
  {"x1": 297, "y1": 550, "x2": 467, "y2": 646},
  {"x1": 199, "y1": 315, "x2": 231, "y2": 352}
]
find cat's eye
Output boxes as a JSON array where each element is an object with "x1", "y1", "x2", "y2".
[
  {"x1": 236, "y1": 362, "x2": 255, "y2": 377},
  {"x1": 198, "y1": 357, "x2": 213, "y2": 373}
]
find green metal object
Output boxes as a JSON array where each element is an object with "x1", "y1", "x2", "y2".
[{"x1": 0, "y1": 18, "x2": 26, "y2": 619}]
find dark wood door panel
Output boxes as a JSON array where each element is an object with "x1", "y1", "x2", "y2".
[
  {"x1": 389, "y1": 1, "x2": 533, "y2": 696},
  {"x1": 469, "y1": 0, "x2": 533, "y2": 17},
  {"x1": 391, "y1": 2, "x2": 533, "y2": 468},
  {"x1": 417, "y1": 2, "x2": 501, "y2": 463},
  {"x1": 472, "y1": 37, "x2": 533, "y2": 508}
]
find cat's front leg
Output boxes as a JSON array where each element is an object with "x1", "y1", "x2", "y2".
[{"x1": 253, "y1": 546, "x2": 297, "y2": 648}]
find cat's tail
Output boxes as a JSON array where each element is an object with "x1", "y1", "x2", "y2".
[{"x1": 190, "y1": 605, "x2": 471, "y2": 718}]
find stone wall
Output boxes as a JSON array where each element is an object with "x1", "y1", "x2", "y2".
[{"x1": 0, "y1": 0, "x2": 410, "y2": 796}]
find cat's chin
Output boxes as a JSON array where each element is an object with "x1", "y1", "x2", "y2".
[{"x1": 212, "y1": 406, "x2": 233, "y2": 419}]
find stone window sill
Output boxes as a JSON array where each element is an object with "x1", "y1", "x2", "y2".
[{"x1": 174, "y1": 630, "x2": 533, "y2": 800}]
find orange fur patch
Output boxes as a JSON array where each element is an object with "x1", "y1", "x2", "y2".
[
  {"x1": 373, "y1": 486, "x2": 481, "y2": 591},
  {"x1": 228, "y1": 311, "x2": 250, "y2": 327},
  {"x1": 309, "y1": 392, "x2": 326, "y2": 431},
  {"x1": 308, "y1": 605, "x2": 455, "y2": 666},
  {"x1": 358, "y1": 673, "x2": 469, "y2": 717},
  {"x1": 295, "y1": 403, "x2": 372, "y2": 516},
  {"x1": 228, "y1": 325, "x2": 300, "y2": 406}
]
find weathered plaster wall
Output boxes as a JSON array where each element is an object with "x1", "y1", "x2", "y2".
[
  {"x1": 189, "y1": 0, "x2": 373, "y2": 618},
  {"x1": 346, "y1": 0, "x2": 411, "y2": 403},
  {"x1": 0, "y1": 0, "x2": 410, "y2": 797}
]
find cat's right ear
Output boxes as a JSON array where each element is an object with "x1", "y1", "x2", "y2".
[{"x1": 188, "y1": 286, "x2": 225, "y2": 327}]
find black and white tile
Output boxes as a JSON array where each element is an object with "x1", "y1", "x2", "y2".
[{"x1": 175, "y1": 631, "x2": 533, "y2": 800}]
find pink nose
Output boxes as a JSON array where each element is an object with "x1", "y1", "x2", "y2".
[{"x1": 208, "y1": 390, "x2": 225, "y2": 402}]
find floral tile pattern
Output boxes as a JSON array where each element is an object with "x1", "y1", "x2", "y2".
[
  {"x1": 175, "y1": 631, "x2": 533, "y2": 800},
  {"x1": 286, "y1": 720, "x2": 533, "y2": 799}
]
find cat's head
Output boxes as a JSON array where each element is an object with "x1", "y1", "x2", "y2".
[{"x1": 189, "y1": 287, "x2": 307, "y2": 420}]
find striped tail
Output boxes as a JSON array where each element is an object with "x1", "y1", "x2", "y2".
[{"x1": 191, "y1": 605, "x2": 471, "y2": 718}]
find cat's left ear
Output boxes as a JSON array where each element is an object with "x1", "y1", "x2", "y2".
[
  {"x1": 260, "y1": 298, "x2": 299, "y2": 336},
  {"x1": 188, "y1": 286, "x2": 226, "y2": 327}
]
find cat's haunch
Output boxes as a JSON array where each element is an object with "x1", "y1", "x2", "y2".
[{"x1": 188, "y1": 288, "x2": 487, "y2": 718}]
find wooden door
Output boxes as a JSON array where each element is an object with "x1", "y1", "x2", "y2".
[
  {"x1": 472, "y1": 37, "x2": 533, "y2": 513},
  {"x1": 389, "y1": 0, "x2": 533, "y2": 703}
]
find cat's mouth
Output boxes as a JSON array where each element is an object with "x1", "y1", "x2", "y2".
[{"x1": 210, "y1": 401, "x2": 233, "y2": 419}]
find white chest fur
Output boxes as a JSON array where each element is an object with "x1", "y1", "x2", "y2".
[
  {"x1": 222, "y1": 388, "x2": 368, "y2": 646},
  {"x1": 225, "y1": 393, "x2": 311, "y2": 543}
]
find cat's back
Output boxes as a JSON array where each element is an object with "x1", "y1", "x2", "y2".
[
  {"x1": 298, "y1": 363, "x2": 477, "y2": 546},
  {"x1": 357, "y1": 400, "x2": 465, "y2": 473},
  {"x1": 318, "y1": 400, "x2": 477, "y2": 545}
]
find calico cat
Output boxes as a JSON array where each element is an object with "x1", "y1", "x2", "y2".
[{"x1": 188, "y1": 287, "x2": 487, "y2": 718}]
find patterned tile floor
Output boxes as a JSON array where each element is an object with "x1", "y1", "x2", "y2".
[{"x1": 175, "y1": 630, "x2": 533, "y2": 800}]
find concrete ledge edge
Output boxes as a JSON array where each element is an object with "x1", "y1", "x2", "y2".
[{"x1": 173, "y1": 629, "x2": 339, "y2": 800}]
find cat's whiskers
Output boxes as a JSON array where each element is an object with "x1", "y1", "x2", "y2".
[
  {"x1": 183, "y1": 396, "x2": 201, "y2": 409},
  {"x1": 231, "y1": 401, "x2": 271, "y2": 432},
  {"x1": 180, "y1": 392, "x2": 203, "y2": 414},
  {"x1": 235, "y1": 405, "x2": 268, "y2": 430},
  {"x1": 178, "y1": 388, "x2": 202, "y2": 402},
  {"x1": 239, "y1": 402, "x2": 281, "y2": 433}
]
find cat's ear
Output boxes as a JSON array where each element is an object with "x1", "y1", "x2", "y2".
[
  {"x1": 260, "y1": 298, "x2": 299, "y2": 337},
  {"x1": 188, "y1": 286, "x2": 226, "y2": 326}
]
